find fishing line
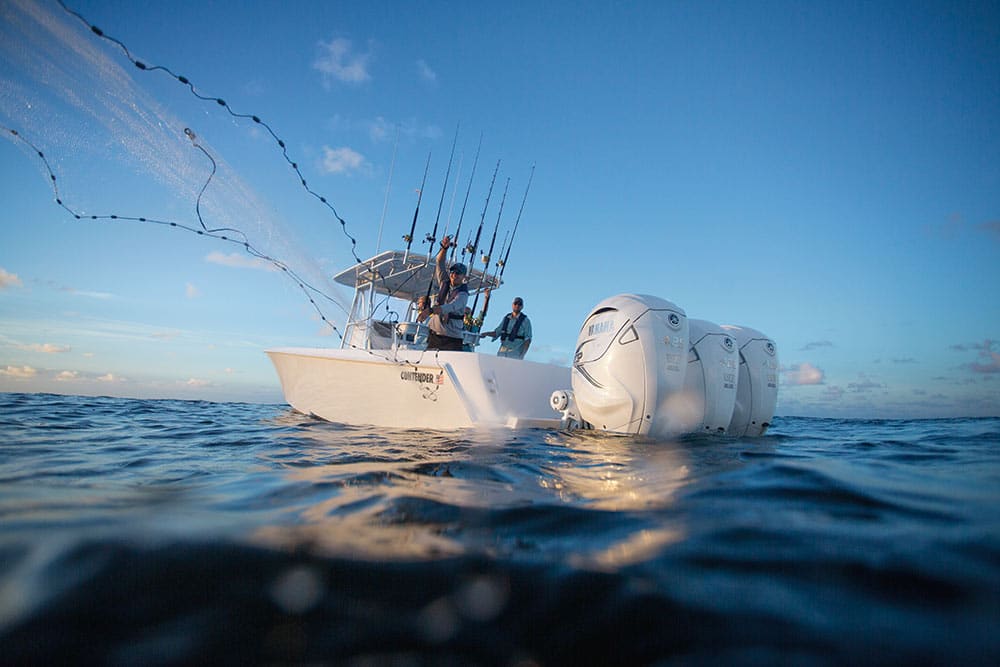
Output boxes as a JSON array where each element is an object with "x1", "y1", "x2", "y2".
[
  {"x1": 56, "y1": 0, "x2": 363, "y2": 264},
  {"x1": 3, "y1": 124, "x2": 348, "y2": 339},
  {"x1": 55, "y1": 0, "x2": 455, "y2": 334},
  {"x1": 424, "y1": 123, "x2": 460, "y2": 251},
  {"x1": 374, "y1": 125, "x2": 400, "y2": 255},
  {"x1": 5, "y1": 122, "x2": 444, "y2": 379},
  {"x1": 469, "y1": 177, "x2": 509, "y2": 318},
  {"x1": 441, "y1": 152, "x2": 463, "y2": 241},
  {"x1": 450, "y1": 132, "x2": 484, "y2": 264},
  {"x1": 496, "y1": 163, "x2": 535, "y2": 286}
]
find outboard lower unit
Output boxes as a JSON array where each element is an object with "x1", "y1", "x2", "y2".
[
  {"x1": 721, "y1": 325, "x2": 779, "y2": 437},
  {"x1": 552, "y1": 295, "x2": 778, "y2": 439},
  {"x1": 565, "y1": 294, "x2": 689, "y2": 438}
]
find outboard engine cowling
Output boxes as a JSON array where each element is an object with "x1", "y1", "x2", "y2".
[
  {"x1": 571, "y1": 294, "x2": 688, "y2": 437},
  {"x1": 681, "y1": 319, "x2": 739, "y2": 434},
  {"x1": 721, "y1": 325, "x2": 778, "y2": 437}
]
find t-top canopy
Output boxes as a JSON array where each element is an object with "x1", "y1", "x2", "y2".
[{"x1": 333, "y1": 250, "x2": 496, "y2": 302}]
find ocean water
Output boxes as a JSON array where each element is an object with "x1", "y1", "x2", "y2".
[{"x1": 0, "y1": 392, "x2": 997, "y2": 665}]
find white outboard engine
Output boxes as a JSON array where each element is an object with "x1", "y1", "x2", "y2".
[
  {"x1": 721, "y1": 325, "x2": 778, "y2": 437},
  {"x1": 681, "y1": 319, "x2": 739, "y2": 434},
  {"x1": 567, "y1": 294, "x2": 689, "y2": 437}
]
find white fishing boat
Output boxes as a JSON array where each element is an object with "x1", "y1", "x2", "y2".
[
  {"x1": 268, "y1": 256, "x2": 779, "y2": 437},
  {"x1": 267, "y1": 249, "x2": 570, "y2": 430}
]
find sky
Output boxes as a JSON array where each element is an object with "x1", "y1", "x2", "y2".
[{"x1": 1, "y1": 0, "x2": 998, "y2": 418}]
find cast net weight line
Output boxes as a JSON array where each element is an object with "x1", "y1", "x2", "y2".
[
  {"x1": 3, "y1": 125, "x2": 348, "y2": 341},
  {"x1": 56, "y1": 0, "x2": 363, "y2": 265},
  {"x1": 4, "y1": 124, "x2": 454, "y2": 378},
  {"x1": 54, "y1": 0, "x2": 452, "y2": 334}
]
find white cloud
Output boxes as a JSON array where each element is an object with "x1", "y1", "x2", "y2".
[
  {"x1": 16, "y1": 342, "x2": 71, "y2": 354},
  {"x1": 56, "y1": 370, "x2": 79, "y2": 381},
  {"x1": 205, "y1": 251, "x2": 278, "y2": 272},
  {"x1": 185, "y1": 378, "x2": 211, "y2": 387},
  {"x1": 97, "y1": 373, "x2": 125, "y2": 383},
  {"x1": 0, "y1": 268, "x2": 22, "y2": 289},
  {"x1": 782, "y1": 362, "x2": 824, "y2": 386},
  {"x1": 1, "y1": 365, "x2": 37, "y2": 378},
  {"x1": 185, "y1": 282, "x2": 200, "y2": 299},
  {"x1": 416, "y1": 59, "x2": 437, "y2": 83},
  {"x1": 320, "y1": 146, "x2": 366, "y2": 174},
  {"x1": 314, "y1": 37, "x2": 372, "y2": 84},
  {"x1": 61, "y1": 287, "x2": 115, "y2": 299}
]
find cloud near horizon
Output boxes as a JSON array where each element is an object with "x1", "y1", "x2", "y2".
[
  {"x1": 848, "y1": 373, "x2": 884, "y2": 393},
  {"x1": 16, "y1": 342, "x2": 71, "y2": 354},
  {"x1": 314, "y1": 37, "x2": 372, "y2": 84},
  {"x1": 0, "y1": 268, "x2": 22, "y2": 289},
  {"x1": 967, "y1": 339, "x2": 1000, "y2": 374},
  {"x1": 782, "y1": 362, "x2": 824, "y2": 386},
  {"x1": 1, "y1": 365, "x2": 37, "y2": 378}
]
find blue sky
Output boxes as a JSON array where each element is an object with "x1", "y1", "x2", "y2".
[{"x1": 1, "y1": 0, "x2": 998, "y2": 418}]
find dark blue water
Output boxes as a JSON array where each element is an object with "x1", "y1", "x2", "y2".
[{"x1": 1, "y1": 392, "x2": 997, "y2": 664}]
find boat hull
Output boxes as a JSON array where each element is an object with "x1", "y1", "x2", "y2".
[{"x1": 267, "y1": 347, "x2": 570, "y2": 430}]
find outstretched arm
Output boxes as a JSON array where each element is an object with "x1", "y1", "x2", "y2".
[{"x1": 433, "y1": 235, "x2": 452, "y2": 289}]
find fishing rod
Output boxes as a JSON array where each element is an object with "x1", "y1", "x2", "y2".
[
  {"x1": 423, "y1": 123, "x2": 460, "y2": 252},
  {"x1": 374, "y1": 125, "x2": 400, "y2": 255},
  {"x1": 474, "y1": 235, "x2": 507, "y2": 328},
  {"x1": 441, "y1": 152, "x2": 463, "y2": 240},
  {"x1": 494, "y1": 163, "x2": 535, "y2": 287},
  {"x1": 460, "y1": 159, "x2": 501, "y2": 292},
  {"x1": 402, "y1": 151, "x2": 431, "y2": 262},
  {"x1": 490, "y1": 230, "x2": 510, "y2": 289},
  {"x1": 469, "y1": 177, "x2": 509, "y2": 320},
  {"x1": 449, "y1": 132, "x2": 483, "y2": 263},
  {"x1": 468, "y1": 229, "x2": 507, "y2": 332}
]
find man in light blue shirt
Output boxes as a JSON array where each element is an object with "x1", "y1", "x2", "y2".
[{"x1": 485, "y1": 297, "x2": 532, "y2": 359}]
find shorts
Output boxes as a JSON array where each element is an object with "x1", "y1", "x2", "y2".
[{"x1": 427, "y1": 331, "x2": 464, "y2": 352}]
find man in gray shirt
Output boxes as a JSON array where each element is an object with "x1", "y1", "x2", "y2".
[{"x1": 426, "y1": 236, "x2": 469, "y2": 352}]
